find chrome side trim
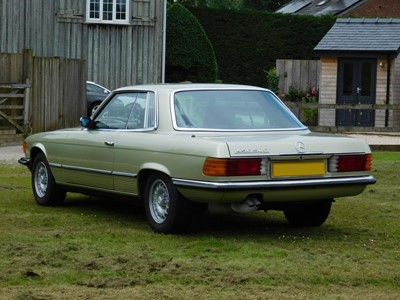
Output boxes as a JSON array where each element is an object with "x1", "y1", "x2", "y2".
[
  {"x1": 50, "y1": 163, "x2": 112, "y2": 175},
  {"x1": 49, "y1": 163, "x2": 137, "y2": 178},
  {"x1": 112, "y1": 171, "x2": 138, "y2": 178},
  {"x1": 56, "y1": 181, "x2": 139, "y2": 197},
  {"x1": 172, "y1": 176, "x2": 376, "y2": 190}
]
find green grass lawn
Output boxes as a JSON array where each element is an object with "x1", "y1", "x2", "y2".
[{"x1": 0, "y1": 152, "x2": 399, "y2": 299}]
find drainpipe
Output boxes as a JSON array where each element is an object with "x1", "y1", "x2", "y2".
[
  {"x1": 161, "y1": 0, "x2": 167, "y2": 83},
  {"x1": 385, "y1": 56, "x2": 391, "y2": 127}
]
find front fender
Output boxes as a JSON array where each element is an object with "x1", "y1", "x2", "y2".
[{"x1": 29, "y1": 143, "x2": 48, "y2": 162}]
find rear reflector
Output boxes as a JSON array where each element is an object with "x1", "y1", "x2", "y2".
[
  {"x1": 22, "y1": 141, "x2": 27, "y2": 155},
  {"x1": 329, "y1": 154, "x2": 372, "y2": 172}
]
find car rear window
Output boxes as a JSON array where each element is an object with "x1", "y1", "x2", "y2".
[{"x1": 173, "y1": 89, "x2": 304, "y2": 130}]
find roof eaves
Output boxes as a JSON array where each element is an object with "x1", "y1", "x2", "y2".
[{"x1": 314, "y1": 49, "x2": 400, "y2": 58}]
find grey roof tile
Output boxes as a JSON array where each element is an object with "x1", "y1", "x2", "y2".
[
  {"x1": 277, "y1": 0, "x2": 363, "y2": 16},
  {"x1": 314, "y1": 18, "x2": 400, "y2": 55}
]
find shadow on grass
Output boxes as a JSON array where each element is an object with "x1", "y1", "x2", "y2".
[
  {"x1": 61, "y1": 193, "x2": 147, "y2": 223},
  {"x1": 57, "y1": 193, "x2": 342, "y2": 238}
]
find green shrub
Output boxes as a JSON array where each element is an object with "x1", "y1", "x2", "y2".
[
  {"x1": 166, "y1": 4, "x2": 218, "y2": 83},
  {"x1": 265, "y1": 67, "x2": 279, "y2": 94},
  {"x1": 301, "y1": 87, "x2": 319, "y2": 126},
  {"x1": 286, "y1": 85, "x2": 304, "y2": 102}
]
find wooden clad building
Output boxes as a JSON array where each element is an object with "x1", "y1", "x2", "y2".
[
  {"x1": 314, "y1": 18, "x2": 400, "y2": 128},
  {"x1": 0, "y1": 0, "x2": 166, "y2": 89}
]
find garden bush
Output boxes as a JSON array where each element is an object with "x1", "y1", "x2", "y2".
[{"x1": 166, "y1": 4, "x2": 218, "y2": 83}]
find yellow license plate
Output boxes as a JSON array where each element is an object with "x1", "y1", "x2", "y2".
[{"x1": 272, "y1": 161, "x2": 326, "y2": 177}]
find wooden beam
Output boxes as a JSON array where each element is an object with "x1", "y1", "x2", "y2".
[{"x1": 0, "y1": 110, "x2": 25, "y2": 133}]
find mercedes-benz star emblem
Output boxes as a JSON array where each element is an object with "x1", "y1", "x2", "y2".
[{"x1": 295, "y1": 141, "x2": 306, "y2": 153}]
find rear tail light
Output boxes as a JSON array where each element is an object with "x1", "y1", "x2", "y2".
[
  {"x1": 329, "y1": 154, "x2": 372, "y2": 172},
  {"x1": 204, "y1": 154, "x2": 372, "y2": 176},
  {"x1": 203, "y1": 158, "x2": 266, "y2": 176}
]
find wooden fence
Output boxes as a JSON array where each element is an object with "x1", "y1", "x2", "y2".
[
  {"x1": 0, "y1": 49, "x2": 86, "y2": 134},
  {"x1": 285, "y1": 102, "x2": 400, "y2": 132},
  {"x1": 276, "y1": 59, "x2": 320, "y2": 95},
  {"x1": 0, "y1": 83, "x2": 31, "y2": 134}
]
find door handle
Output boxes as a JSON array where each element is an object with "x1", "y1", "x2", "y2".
[{"x1": 104, "y1": 141, "x2": 115, "y2": 146}]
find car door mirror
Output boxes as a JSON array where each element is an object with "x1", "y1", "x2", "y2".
[
  {"x1": 80, "y1": 117, "x2": 90, "y2": 127},
  {"x1": 80, "y1": 117, "x2": 97, "y2": 129}
]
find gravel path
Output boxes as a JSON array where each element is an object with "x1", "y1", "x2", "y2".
[{"x1": 0, "y1": 145, "x2": 24, "y2": 164}]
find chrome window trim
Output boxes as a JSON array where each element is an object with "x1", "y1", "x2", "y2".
[
  {"x1": 170, "y1": 87, "x2": 307, "y2": 132},
  {"x1": 91, "y1": 90, "x2": 159, "y2": 131}
]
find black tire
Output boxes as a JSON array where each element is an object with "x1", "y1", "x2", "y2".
[
  {"x1": 283, "y1": 201, "x2": 332, "y2": 227},
  {"x1": 31, "y1": 152, "x2": 66, "y2": 206},
  {"x1": 144, "y1": 172, "x2": 193, "y2": 234}
]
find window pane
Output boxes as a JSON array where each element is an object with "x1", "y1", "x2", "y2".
[
  {"x1": 144, "y1": 93, "x2": 156, "y2": 128},
  {"x1": 95, "y1": 93, "x2": 139, "y2": 129},
  {"x1": 116, "y1": 0, "x2": 127, "y2": 20},
  {"x1": 343, "y1": 62, "x2": 353, "y2": 97},
  {"x1": 89, "y1": 0, "x2": 100, "y2": 19},
  {"x1": 103, "y1": 0, "x2": 113, "y2": 20},
  {"x1": 361, "y1": 62, "x2": 372, "y2": 97},
  {"x1": 127, "y1": 93, "x2": 146, "y2": 129},
  {"x1": 174, "y1": 90, "x2": 303, "y2": 130}
]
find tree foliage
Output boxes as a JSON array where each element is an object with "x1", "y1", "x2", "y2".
[
  {"x1": 167, "y1": 0, "x2": 291, "y2": 11},
  {"x1": 166, "y1": 3, "x2": 218, "y2": 83}
]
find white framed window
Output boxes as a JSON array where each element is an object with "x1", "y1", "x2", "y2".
[{"x1": 86, "y1": 0, "x2": 130, "y2": 24}]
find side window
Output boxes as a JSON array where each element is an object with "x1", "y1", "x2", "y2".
[
  {"x1": 127, "y1": 92, "x2": 157, "y2": 129},
  {"x1": 127, "y1": 93, "x2": 146, "y2": 129},
  {"x1": 86, "y1": 0, "x2": 130, "y2": 24},
  {"x1": 94, "y1": 91, "x2": 156, "y2": 130},
  {"x1": 95, "y1": 93, "x2": 138, "y2": 129}
]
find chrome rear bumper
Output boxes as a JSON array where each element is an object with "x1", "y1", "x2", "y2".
[{"x1": 173, "y1": 175, "x2": 376, "y2": 190}]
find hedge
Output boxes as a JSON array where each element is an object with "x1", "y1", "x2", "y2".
[
  {"x1": 166, "y1": 4, "x2": 218, "y2": 83},
  {"x1": 188, "y1": 8, "x2": 336, "y2": 87}
]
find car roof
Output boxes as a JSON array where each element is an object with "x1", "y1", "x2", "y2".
[{"x1": 114, "y1": 83, "x2": 270, "y2": 93}]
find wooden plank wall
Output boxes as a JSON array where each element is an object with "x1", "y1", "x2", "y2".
[
  {"x1": 276, "y1": 59, "x2": 320, "y2": 94},
  {"x1": 318, "y1": 57, "x2": 337, "y2": 127},
  {"x1": 86, "y1": 0, "x2": 163, "y2": 88},
  {"x1": 0, "y1": 51, "x2": 86, "y2": 133},
  {"x1": 0, "y1": 53, "x2": 23, "y2": 83},
  {"x1": 392, "y1": 56, "x2": 400, "y2": 127},
  {"x1": 0, "y1": 0, "x2": 164, "y2": 90},
  {"x1": 31, "y1": 56, "x2": 86, "y2": 133}
]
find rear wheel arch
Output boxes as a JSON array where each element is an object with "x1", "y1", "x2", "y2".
[
  {"x1": 137, "y1": 164, "x2": 172, "y2": 197},
  {"x1": 137, "y1": 169, "x2": 156, "y2": 200}
]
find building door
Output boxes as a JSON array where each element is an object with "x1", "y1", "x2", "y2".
[{"x1": 337, "y1": 58, "x2": 376, "y2": 126}]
